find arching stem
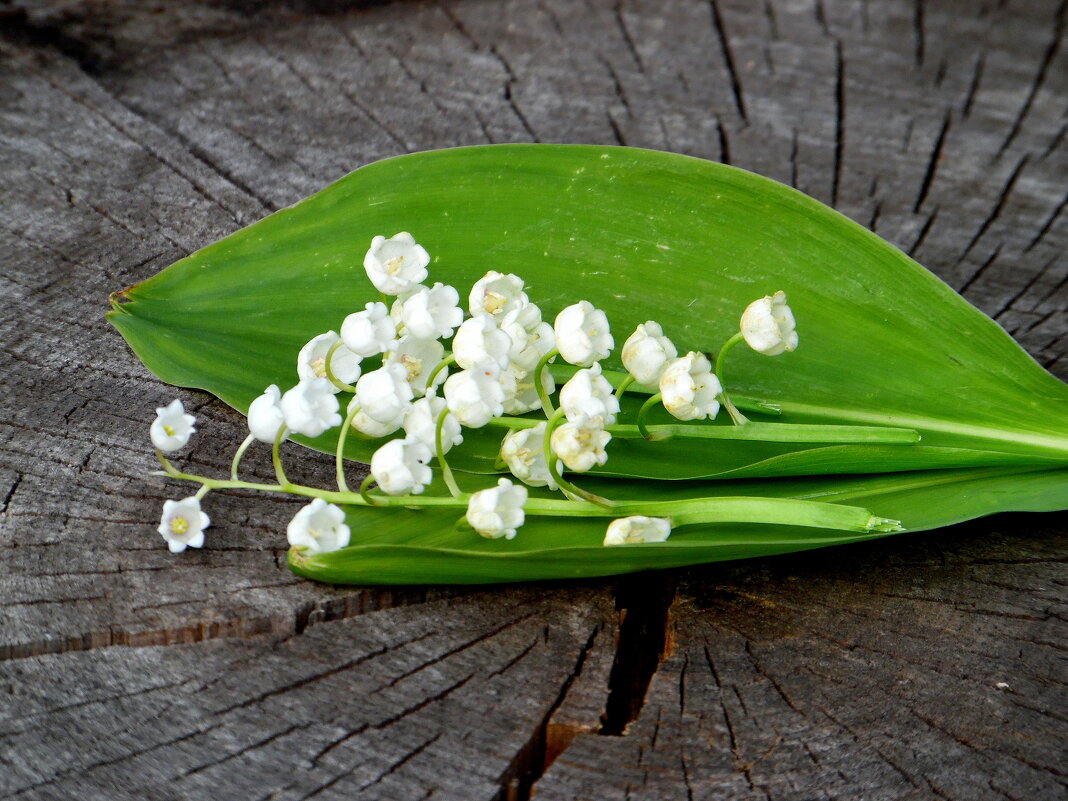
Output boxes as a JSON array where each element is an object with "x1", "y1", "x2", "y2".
[{"x1": 714, "y1": 331, "x2": 750, "y2": 425}]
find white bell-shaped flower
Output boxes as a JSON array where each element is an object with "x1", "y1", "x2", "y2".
[
  {"x1": 659, "y1": 352, "x2": 723, "y2": 421},
  {"x1": 500, "y1": 423, "x2": 558, "y2": 490},
  {"x1": 386, "y1": 335, "x2": 446, "y2": 397},
  {"x1": 394, "y1": 282, "x2": 464, "y2": 340},
  {"x1": 740, "y1": 290, "x2": 798, "y2": 356},
  {"x1": 341, "y1": 302, "x2": 397, "y2": 358},
  {"x1": 550, "y1": 415, "x2": 611, "y2": 473},
  {"x1": 443, "y1": 361, "x2": 506, "y2": 428},
  {"x1": 466, "y1": 477, "x2": 528, "y2": 540},
  {"x1": 469, "y1": 271, "x2": 529, "y2": 319},
  {"x1": 554, "y1": 300, "x2": 614, "y2": 367},
  {"x1": 622, "y1": 321, "x2": 678, "y2": 386},
  {"x1": 150, "y1": 399, "x2": 196, "y2": 453},
  {"x1": 501, "y1": 309, "x2": 555, "y2": 373},
  {"x1": 247, "y1": 385, "x2": 286, "y2": 443},
  {"x1": 503, "y1": 365, "x2": 555, "y2": 415},
  {"x1": 363, "y1": 232, "x2": 430, "y2": 295},
  {"x1": 603, "y1": 516, "x2": 672, "y2": 546},
  {"x1": 280, "y1": 378, "x2": 342, "y2": 437},
  {"x1": 559, "y1": 363, "x2": 620, "y2": 425},
  {"x1": 297, "y1": 331, "x2": 361, "y2": 390},
  {"x1": 158, "y1": 496, "x2": 210, "y2": 553},
  {"x1": 370, "y1": 437, "x2": 433, "y2": 496},
  {"x1": 348, "y1": 395, "x2": 404, "y2": 438},
  {"x1": 452, "y1": 315, "x2": 512, "y2": 370},
  {"x1": 403, "y1": 395, "x2": 463, "y2": 456},
  {"x1": 355, "y1": 362, "x2": 415, "y2": 425},
  {"x1": 287, "y1": 498, "x2": 351, "y2": 554}
]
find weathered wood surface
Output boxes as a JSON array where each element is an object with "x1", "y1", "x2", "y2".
[{"x1": 1, "y1": 0, "x2": 1065, "y2": 798}]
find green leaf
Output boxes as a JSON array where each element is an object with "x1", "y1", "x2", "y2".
[
  {"x1": 288, "y1": 466, "x2": 1068, "y2": 585},
  {"x1": 109, "y1": 144, "x2": 1068, "y2": 482}
]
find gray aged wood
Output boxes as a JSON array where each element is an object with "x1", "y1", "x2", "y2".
[{"x1": 0, "y1": 0, "x2": 1065, "y2": 798}]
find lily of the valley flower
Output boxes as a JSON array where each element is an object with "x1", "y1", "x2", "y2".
[
  {"x1": 150, "y1": 399, "x2": 197, "y2": 453},
  {"x1": 660, "y1": 352, "x2": 723, "y2": 421},
  {"x1": 158, "y1": 496, "x2": 210, "y2": 553},
  {"x1": 551, "y1": 415, "x2": 611, "y2": 473},
  {"x1": 469, "y1": 271, "x2": 529, "y2": 319},
  {"x1": 355, "y1": 363, "x2": 415, "y2": 425},
  {"x1": 503, "y1": 365, "x2": 555, "y2": 415},
  {"x1": 500, "y1": 423, "x2": 558, "y2": 490},
  {"x1": 364, "y1": 232, "x2": 430, "y2": 295},
  {"x1": 280, "y1": 378, "x2": 342, "y2": 437},
  {"x1": 403, "y1": 395, "x2": 463, "y2": 455},
  {"x1": 341, "y1": 302, "x2": 397, "y2": 357},
  {"x1": 501, "y1": 306, "x2": 555, "y2": 373},
  {"x1": 348, "y1": 395, "x2": 404, "y2": 438},
  {"x1": 287, "y1": 498, "x2": 351, "y2": 554},
  {"x1": 603, "y1": 516, "x2": 672, "y2": 546},
  {"x1": 386, "y1": 335, "x2": 446, "y2": 397},
  {"x1": 394, "y1": 282, "x2": 464, "y2": 340},
  {"x1": 554, "y1": 300, "x2": 614, "y2": 366},
  {"x1": 622, "y1": 321, "x2": 678, "y2": 385},
  {"x1": 444, "y1": 361, "x2": 507, "y2": 428},
  {"x1": 466, "y1": 477, "x2": 528, "y2": 539},
  {"x1": 740, "y1": 290, "x2": 798, "y2": 356},
  {"x1": 297, "y1": 332, "x2": 361, "y2": 389},
  {"x1": 559, "y1": 363, "x2": 620, "y2": 425},
  {"x1": 370, "y1": 437, "x2": 433, "y2": 495},
  {"x1": 452, "y1": 315, "x2": 512, "y2": 370},
  {"x1": 247, "y1": 385, "x2": 286, "y2": 443}
]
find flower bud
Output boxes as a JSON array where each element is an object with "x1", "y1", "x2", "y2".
[
  {"x1": 740, "y1": 290, "x2": 798, "y2": 356},
  {"x1": 603, "y1": 516, "x2": 672, "y2": 546},
  {"x1": 554, "y1": 300, "x2": 613, "y2": 367}
]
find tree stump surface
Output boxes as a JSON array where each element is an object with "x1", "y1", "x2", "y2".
[{"x1": 1, "y1": 0, "x2": 1065, "y2": 798}]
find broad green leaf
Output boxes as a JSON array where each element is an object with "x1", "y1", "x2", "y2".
[
  {"x1": 288, "y1": 466, "x2": 1068, "y2": 584},
  {"x1": 108, "y1": 145, "x2": 1068, "y2": 484}
]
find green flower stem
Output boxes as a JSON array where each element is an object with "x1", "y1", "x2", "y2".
[
  {"x1": 614, "y1": 374, "x2": 635, "y2": 398},
  {"x1": 157, "y1": 462, "x2": 899, "y2": 533},
  {"x1": 230, "y1": 433, "x2": 256, "y2": 480},
  {"x1": 194, "y1": 484, "x2": 211, "y2": 501},
  {"x1": 272, "y1": 426, "x2": 291, "y2": 489},
  {"x1": 714, "y1": 331, "x2": 750, "y2": 426},
  {"x1": 324, "y1": 341, "x2": 358, "y2": 393},
  {"x1": 425, "y1": 354, "x2": 456, "y2": 391},
  {"x1": 636, "y1": 393, "x2": 663, "y2": 439},
  {"x1": 436, "y1": 408, "x2": 463, "y2": 499},
  {"x1": 543, "y1": 409, "x2": 616, "y2": 508},
  {"x1": 535, "y1": 348, "x2": 560, "y2": 416},
  {"x1": 336, "y1": 403, "x2": 361, "y2": 492},
  {"x1": 608, "y1": 421, "x2": 920, "y2": 445}
]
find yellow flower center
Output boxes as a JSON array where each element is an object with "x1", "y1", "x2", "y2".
[
  {"x1": 311, "y1": 356, "x2": 327, "y2": 378},
  {"x1": 170, "y1": 516, "x2": 189, "y2": 535},
  {"x1": 385, "y1": 255, "x2": 404, "y2": 275},
  {"x1": 163, "y1": 424, "x2": 176, "y2": 436},
  {"x1": 401, "y1": 354, "x2": 422, "y2": 382},
  {"x1": 484, "y1": 291, "x2": 506, "y2": 314}
]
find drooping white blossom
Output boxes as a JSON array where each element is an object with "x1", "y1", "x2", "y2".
[
  {"x1": 443, "y1": 361, "x2": 506, "y2": 428},
  {"x1": 403, "y1": 395, "x2": 463, "y2": 456},
  {"x1": 363, "y1": 232, "x2": 430, "y2": 295},
  {"x1": 740, "y1": 290, "x2": 798, "y2": 356},
  {"x1": 466, "y1": 478, "x2": 528, "y2": 540},
  {"x1": 452, "y1": 315, "x2": 512, "y2": 370},
  {"x1": 150, "y1": 399, "x2": 196, "y2": 453},
  {"x1": 348, "y1": 395, "x2": 404, "y2": 438},
  {"x1": 621, "y1": 321, "x2": 678, "y2": 386},
  {"x1": 158, "y1": 496, "x2": 210, "y2": 553},
  {"x1": 247, "y1": 385, "x2": 286, "y2": 443},
  {"x1": 559, "y1": 363, "x2": 620, "y2": 425},
  {"x1": 503, "y1": 365, "x2": 555, "y2": 415},
  {"x1": 659, "y1": 352, "x2": 723, "y2": 421},
  {"x1": 355, "y1": 363, "x2": 415, "y2": 425},
  {"x1": 394, "y1": 282, "x2": 464, "y2": 340},
  {"x1": 341, "y1": 302, "x2": 397, "y2": 357},
  {"x1": 550, "y1": 415, "x2": 611, "y2": 473},
  {"x1": 287, "y1": 498, "x2": 351, "y2": 554},
  {"x1": 386, "y1": 335, "x2": 446, "y2": 397},
  {"x1": 280, "y1": 378, "x2": 342, "y2": 437},
  {"x1": 297, "y1": 331, "x2": 361, "y2": 390},
  {"x1": 370, "y1": 437, "x2": 433, "y2": 496},
  {"x1": 469, "y1": 271, "x2": 529, "y2": 319},
  {"x1": 603, "y1": 516, "x2": 672, "y2": 546},
  {"x1": 501, "y1": 307, "x2": 556, "y2": 373},
  {"x1": 554, "y1": 300, "x2": 614, "y2": 367},
  {"x1": 500, "y1": 423, "x2": 558, "y2": 490}
]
